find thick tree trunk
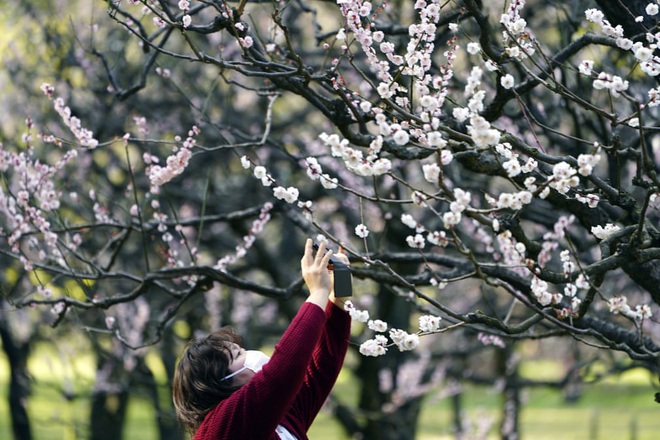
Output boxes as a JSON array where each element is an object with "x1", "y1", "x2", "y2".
[
  {"x1": 135, "y1": 352, "x2": 182, "y2": 440},
  {"x1": 89, "y1": 354, "x2": 129, "y2": 440},
  {"x1": 158, "y1": 327, "x2": 185, "y2": 440},
  {"x1": 89, "y1": 390, "x2": 129, "y2": 440},
  {"x1": 359, "y1": 285, "x2": 423, "y2": 440},
  {"x1": 0, "y1": 306, "x2": 33, "y2": 440},
  {"x1": 333, "y1": 283, "x2": 423, "y2": 439},
  {"x1": 451, "y1": 384, "x2": 464, "y2": 439},
  {"x1": 497, "y1": 345, "x2": 520, "y2": 440}
]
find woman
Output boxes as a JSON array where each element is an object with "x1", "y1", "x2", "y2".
[{"x1": 172, "y1": 239, "x2": 351, "y2": 439}]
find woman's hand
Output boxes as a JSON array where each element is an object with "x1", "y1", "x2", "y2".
[{"x1": 301, "y1": 239, "x2": 334, "y2": 309}]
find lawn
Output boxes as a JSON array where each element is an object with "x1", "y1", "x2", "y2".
[{"x1": 1, "y1": 349, "x2": 659, "y2": 439}]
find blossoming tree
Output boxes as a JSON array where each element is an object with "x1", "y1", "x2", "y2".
[{"x1": 2, "y1": 0, "x2": 660, "y2": 438}]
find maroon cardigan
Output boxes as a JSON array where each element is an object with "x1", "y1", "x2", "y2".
[{"x1": 193, "y1": 301, "x2": 351, "y2": 440}]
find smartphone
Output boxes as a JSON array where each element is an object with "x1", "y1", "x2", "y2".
[{"x1": 313, "y1": 243, "x2": 352, "y2": 297}]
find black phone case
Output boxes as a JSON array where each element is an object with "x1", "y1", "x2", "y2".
[{"x1": 313, "y1": 243, "x2": 352, "y2": 297}]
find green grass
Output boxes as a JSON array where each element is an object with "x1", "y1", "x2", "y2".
[{"x1": 2, "y1": 349, "x2": 659, "y2": 439}]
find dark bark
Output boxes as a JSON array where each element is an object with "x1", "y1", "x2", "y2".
[
  {"x1": 497, "y1": 345, "x2": 520, "y2": 440},
  {"x1": 141, "y1": 363, "x2": 182, "y2": 440},
  {"x1": 336, "y1": 283, "x2": 424, "y2": 439},
  {"x1": 361, "y1": 285, "x2": 423, "y2": 440},
  {"x1": 0, "y1": 304, "x2": 33, "y2": 440},
  {"x1": 89, "y1": 354, "x2": 130, "y2": 440},
  {"x1": 139, "y1": 331, "x2": 183, "y2": 440},
  {"x1": 90, "y1": 390, "x2": 130, "y2": 440},
  {"x1": 450, "y1": 391, "x2": 464, "y2": 439}
]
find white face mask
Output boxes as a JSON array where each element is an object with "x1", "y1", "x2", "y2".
[{"x1": 222, "y1": 350, "x2": 270, "y2": 381}]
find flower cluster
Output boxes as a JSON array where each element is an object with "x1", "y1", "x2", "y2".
[
  {"x1": 495, "y1": 230, "x2": 528, "y2": 273},
  {"x1": 351, "y1": 297, "x2": 446, "y2": 356},
  {"x1": 400, "y1": 213, "x2": 449, "y2": 250},
  {"x1": 651, "y1": 192, "x2": 660, "y2": 209},
  {"x1": 467, "y1": 114, "x2": 501, "y2": 149},
  {"x1": 242, "y1": 156, "x2": 308, "y2": 207},
  {"x1": 304, "y1": 157, "x2": 338, "y2": 189},
  {"x1": 586, "y1": 6, "x2": 660, "y2": 78},
  {"x1": 41, "y1": 83, "x2": 99, "y2": 148},
  {"x1": 214, "y1": 203, "x2": 274, "y2": 271},
  {"x1": 389, "y1": 329, "x2": 420, "y2": 351},
  {"x1": 608, "y1": 296, "x2": 653, "y2": 320},
  {"x1": 344, "y1": 300, "x2": 370, "y2": 322},
  {"x1": 0, "y1": 98, "x2": 84, "y2": 273},
  {"x1": 495, "y1": 142, "x2": 538, "y2": 178},
  {"x1": 478, "y1": 332, "x2": 506, "y2": 348},
  {"x1": 500, "y1": 0, "x2": 535, "y2": 60},
  {"x1": 530, "y1": 276, "x2": 560, "y2": 307},
  {"x1": 147, "y1": 126, "x2": 198, "y2": 187},
  {"x1": 418, "y1": 315, "x2": 442, "y2": 333},
  {"x1": 273, "y1": 186, "x2": 299, "y2": 204},
  {"x1": 442, "y1": 188, "x2": 471, "y2": 229},
  {"x1": 334, "y1": 0, "x2": 458, "y2": 156},
  {"x1": 319, "y1": 132, "x2": 392, "y2": 177},
  {"x1": 592, "y1": 72, "x2": 629, "y2": 96},
  {"x1": 536, "y1": 215, "x2": 575, "y2": 268},
  {"x1": 548, "y1": 162, "x2": 580, "y2": 195}
]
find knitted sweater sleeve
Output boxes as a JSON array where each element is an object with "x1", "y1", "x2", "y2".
[
  {"x1": 282, "y1": 301, "x2": 351, "y2": 437},
  {"x1": 193, "y1": 302, "x2": 326, "y2": 440}
]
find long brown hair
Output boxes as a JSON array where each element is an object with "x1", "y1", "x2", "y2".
[{"x1": 172, "y1": 327, "x2": 244, "y2": 434}]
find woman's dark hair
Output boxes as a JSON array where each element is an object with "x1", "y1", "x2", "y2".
[{"x1": 173, "y1": 327, "x2": 244, "y2": 434}]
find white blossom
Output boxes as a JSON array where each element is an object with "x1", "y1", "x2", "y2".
[
  {"x1": 345, "y1": 301, "x2": 370, "y2": 323},
  {"x1": 427, "y1": 131, "x2": 446, "y2": 148},
  {"x1": 253, "y1": 166, "x2": 267, "y2": 179},
  {"x1": 616, "y1": 38, "x2": 633, "y2": 50},
  {"x1": 585, "y1": 8, "x2": 605, "y2": 24},
  {"x1": 419, "y1": 315, "x2": 442, "y2": 332},
  {"x1": 368, "y1": 319, "x2": 388, "y2": 332},
  {"x1": 401, "y1": 214, "x2": 418, "y2": 229},
  {"x1": 406, "y1": 233, "x2": 425, "y2": 249},
  {"x1": 427, "y1": 230, "x2": 448, "y2": 247},
  {"x1": 320, "y1": 174, "x2": 338, "y2": 189},
  {"x1": 635, "y1": 46, "x2": 653, "y2": 62},
  {"x1": 608, "y1": 296, "x2": 631, "y2": 315},
  {"x1": 576, "y1": 274, "x2": 590, "y2": 289},
  {"x1": 399, "y1": 333, "x2": 419, "y2": 351},
  {"x1": 359, "y1": 338, "x2": 388, "y2": 356},
  {"x1": 579, "y1": 60, "x2": 594, "y2": 76},
  {"x1": 442, "y1": 211, "x2": 461, "y2": 228},
  {"x1": 636, "y1": 304, "x2": 653, "y2": 319},
  {"x1": 466, "y1": 42, "x2": 481, "y2": 54},
  {"x1": 392, "y1": 129, "x2": 410, "y2": 145},
  {"x1": 422, "y1": 163, "x2": 441, "y2": 183},
  {"x1": 355, "y1": 223, "x2": 370, "y2": 238},
  {"x1": 389, "y1": 329, "x2": 419, "y2": 351},
  {"x1": 591, "y1": 223, "x2": 620, "y2": 240},
  {"x1": 503, "y1": 158, "x2": 522, "y2": 177},
  {"x1": 272, "y1": 186, "x2": 299, "y2": 204},
  {"x1": 500, "y1": 74, "x2": 515, "y2": 89}
]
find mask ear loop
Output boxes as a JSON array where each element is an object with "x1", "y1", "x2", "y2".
[{"x1": 221, "y1": 366, "x2": 247, "y2": 381}]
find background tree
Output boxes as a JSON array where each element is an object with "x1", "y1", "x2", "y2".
[{"x1": 1, "y1": 0, "x2": 660, "y2": 439}]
